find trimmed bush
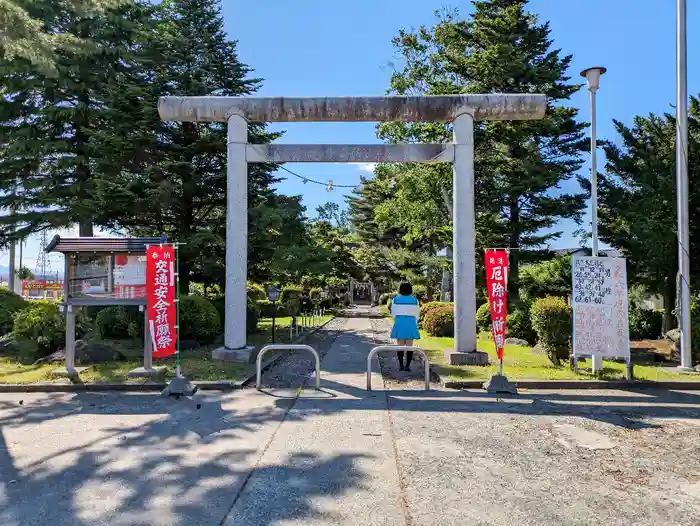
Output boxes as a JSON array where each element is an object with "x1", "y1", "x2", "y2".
[
  {"x1": 257, "y1": 299, "x2": 288, "y2": 318},
  {"x1": 309, "y1": 287, "x2": 323, "y2": 306},
  {"x1": 179, "y1": 295, "x2": 220, "y2": 343},
  {"x1": 628, "y1": 307, "x2": 663, "y2": 340},
  {"x1": 247, "y1": 297, "x2": 260, "y2": 333},
  {"x1": 0, "y1": 287, "x2": 28, "y2": 336},
  {"x1": 418, "y1": 301, "x2": 452, "y2": 328},
  {"x1": 476, "y1": 302, "x2": 492, "y2": 332},
  {"x1": 13, "y1": 300, "x2": 89, "y2": 358},
  {"x1": 378, "y1": 293, "x2": 392, "y2": 306},
  {"x1": 423, "y1": 306, "x2": 455, "y2": 337},
  {"x1": 530, "y1": 296, "x2": 571, "y2": 365},
  {"x1": 210, "y1": 296, "x2": 260, "y2": 334},
  {"x1": 95, "y1": 306, "x2": 143, "y2": 340},
  {"x1": 247, "y1": 282, "x2": 266, "y2": 301},
  {"x1": 413, "y1": 284, "x2": 428, "y2": 300},
  {"x1": 506, "y1": 308, "x2": 535, "y2": 344},
  {"x1": 281, "y1": 285, "x2": 304, "y2": 316}
]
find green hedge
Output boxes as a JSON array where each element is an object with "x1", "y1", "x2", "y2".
[
  {"x1": 628, "y1": 307, "x2": 663, "y2": 340},
  {"x1": 13, "y1": 300, "x2": 89, "y2": 358},
  {"x1": 476, "y1": 302, "x2": 492, "y2": 332},
  {"x1": 418, "y1": 301, "x2": 452, "y2": 328},
  {"x1": 210, "y1": 296, "x2": 260, "y2": 334},
  {"x1": 257, "y1": 299, "x2": 288, "y2": 318},
  {"x1": 530, "y1": 296, "x2": 571, "y2": 365},
  {"x1": 179, "y1": 295, "x2": 220, "y2": 343},
  {"x1": 506, "y1": 308, "x2": 535, "y2": 343},
  {"x1": 95, "y1": 306, "x2": 143, "y2": 340},
  {"x1": 422, "y1": 306, "x2": 454, "y2": 337},
  {"x1": 0, "y1": 287, "x2": 28, "y2": 336}
]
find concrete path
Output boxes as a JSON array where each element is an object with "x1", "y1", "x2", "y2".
[
  {"x1": 2, "y1": 314, "x2": 700, "y2": 525},
  {"x1": 222, "y1": 316, "x2": 405, "y2": 525}
]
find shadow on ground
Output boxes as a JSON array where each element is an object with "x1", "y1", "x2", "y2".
[{"x1": 0, "y1": 391, "x2": 371, "y2": 525}]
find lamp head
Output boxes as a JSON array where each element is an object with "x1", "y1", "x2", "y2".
[{"x1": 580, "y1": 66, "x2": 607, "y2": 92}]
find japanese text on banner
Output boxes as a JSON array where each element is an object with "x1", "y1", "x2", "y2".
[
  {"x1": 485, "y1": 250, "x2": 508, "y2": 360},
  {"x1": 146, "y1": 246, "x2": 177, "y2": 358}
]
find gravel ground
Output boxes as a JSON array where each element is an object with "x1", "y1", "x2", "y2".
[
  {"x1": 388, "y1": 389, "x2": 700, "y2": 525},
  {"x1": 251, "y1": 317, "x2": 347, "y2": 389}
]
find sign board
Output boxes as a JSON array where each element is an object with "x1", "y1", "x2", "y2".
[
  {"x1": 113, "y1": 254, "x2": 147, "y2": 299},
  {"x1": 485, "y1": 249, "x2": 508, "y2": 360},
  {"x1": 572, "y1": 257, "x2": 630, "y2": 359}
]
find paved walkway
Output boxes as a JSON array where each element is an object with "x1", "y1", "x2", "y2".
[{"x1": 2, "y1": 315, "x2": 700, "y2": 525}]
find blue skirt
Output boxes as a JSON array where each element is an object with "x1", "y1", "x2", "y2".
[{"x1": 391, "y1": 316, "x2": 420, "y2": 340}]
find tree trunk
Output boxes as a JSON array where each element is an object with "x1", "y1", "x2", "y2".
[
  {"x1": 78, "y1": 222, "x2": 93, "y2": 237},
  {"x1": 508, "y1": 198, "x2": 521, "y2": 300},
  {"x1": 179, "y1": 259, "x2": 191, "y2": 296},
  {"x1": 662, "y1": 274, "x2": 677, "y2": 334},
  {"x1": 441, "y1": 186, "x2": 454, "y2": 302}
]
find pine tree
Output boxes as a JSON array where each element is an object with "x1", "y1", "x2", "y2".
[
  {"x1": 375, "y1": 1, "x2": 588, "y2": 297},
  {"x1": 0, "y1": 0, "x2": 149, "y2": 241},
  {"x1": 100, "y1": 0, "x2": 307, "y2": 292},
  {"x1": 0, "y1": 0, "x2": 127, "y2": 75},
  {"x1": 597, "y1": 97, "x2": 700, "y2": 332}
]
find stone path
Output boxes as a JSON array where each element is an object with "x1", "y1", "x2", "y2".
[{"x1": 2, "y1": 313, "x2": 700, "y2": 525}]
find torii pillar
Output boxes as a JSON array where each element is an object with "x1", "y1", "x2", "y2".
[{"x1": 158, "y1": 94, "x2": 546, "y2": 364}]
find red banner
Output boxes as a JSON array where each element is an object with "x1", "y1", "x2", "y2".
[
  {"x1": 146, "y1": 245, "x2": 177, "y2": 358},
  {"x1": 485, "y1": 250, "x2": 508, "y2": 360}
]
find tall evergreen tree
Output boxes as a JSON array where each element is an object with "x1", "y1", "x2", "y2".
[
  {"x1": 0, "y1": 0, "x2": 126, "y2": 75},
  {"x1": 0, "y1": 0, "x2": 149, "y2": 240},
  {"x1": 372, "y1": 1, "x2": 588, "y2": 297},
  {"x1": 99, "y1": 0, "x2": 307, "y2": 292},
  {"x1": 597, "y1": 97, "x2": 700, "y2": 332}
]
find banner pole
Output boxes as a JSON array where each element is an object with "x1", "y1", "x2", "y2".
[{"x1": 175, "y1": 242, "x2": 181, "y2": 378}]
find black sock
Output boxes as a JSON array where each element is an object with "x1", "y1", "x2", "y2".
[
  {"x1": 405, "y1": 351, "x2": 414, "y2": 368},
  {"x1": 397, "y1": 351, "x2": 404, "y2": 368}
]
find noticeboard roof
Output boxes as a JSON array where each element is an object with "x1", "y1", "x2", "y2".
[{"x1": 45, "y1": 235, "x2": 165, "y2": 254}]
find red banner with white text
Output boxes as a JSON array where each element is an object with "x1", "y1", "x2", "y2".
[
  {"x1": 485, "y1": 250, "x2": 508, "y2": 360},
  {"x1": 147, "y1": 245, "x2": 177, "y2": 358}
]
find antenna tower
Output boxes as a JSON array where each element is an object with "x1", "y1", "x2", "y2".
[{"x1": 35, "y1": 230, "x2": 52, "y2": 280}]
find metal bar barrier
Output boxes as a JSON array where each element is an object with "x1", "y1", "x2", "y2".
[
  {"x1": 367, "y1": 345, "x2": 430, "y2": 391},
  {"x1": 256, "y1": 344, "x2": 321, "y2": 390}
]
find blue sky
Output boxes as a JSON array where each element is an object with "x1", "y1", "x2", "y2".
[{"x1": 2, "y1": 0, "x2": 699, "y2": 272}]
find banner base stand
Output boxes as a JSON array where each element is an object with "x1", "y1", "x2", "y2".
[
  {"x1": 161, "y1": 375, "x2": 198, "y2": 398},
  {"x1": 483, "y1": 374, "x2": 517, "y2": 394}
]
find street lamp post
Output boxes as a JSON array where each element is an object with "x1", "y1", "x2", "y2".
[
  {"x1": 581, "y1": 66, "x2": 607, "y2": 374},
  {"x1": 267, "y1": 285, "x2": 281, "y2": 344},
  {"x1": 676, "y1": 0, "x2": 693, "y2": 371}
]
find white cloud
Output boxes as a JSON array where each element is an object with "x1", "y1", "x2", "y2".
[{"x1": 352, "y1": 162, "x2": 377, "y2": 174}]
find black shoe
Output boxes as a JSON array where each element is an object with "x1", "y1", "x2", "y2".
[{"x1": 404, "y1": 365, "x2": 411, "y2": 372}]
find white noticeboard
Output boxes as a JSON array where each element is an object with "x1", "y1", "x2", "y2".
[{"x1": 572, "y1": 257, "x2": 630, "y2": 360}]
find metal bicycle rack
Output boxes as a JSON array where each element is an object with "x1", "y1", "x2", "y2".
[
  {"x1": 367, "y1": 345, "x2": 430, "y2": 391},
  {"x1": 256, "y1": 344, "x2": 321, "y2": 390}
]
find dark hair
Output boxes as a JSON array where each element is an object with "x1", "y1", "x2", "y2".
[{"x1": 398, "y1": 282, "x2": 413, "y2": 296}]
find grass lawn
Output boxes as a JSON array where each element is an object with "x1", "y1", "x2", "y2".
[
  {"x1": 419, "y1": 331, "x2": 700, "y2": 382},
  {"x1": 0, "y1": 314, "x2": 333, "y2": 385}
]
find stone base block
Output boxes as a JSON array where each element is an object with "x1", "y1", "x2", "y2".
[
  {"x1": 161, "y1": 375, "x2": 198, "y2": 397},
  {"x1": 212, "y1": 346, "x2": 256, "y2": 363},
  {"x1": 128, "y1": 366, "x2": 168, "y2": 379},
  {"x1": 444, "y1": 350, "x2": 489, "y2": 366},
  {"x1": 51, "y1": 366, "x2": 90, "y2": 378},
  {"x1": 483, "y1": 374, "x2": 517, "y2": 394}
]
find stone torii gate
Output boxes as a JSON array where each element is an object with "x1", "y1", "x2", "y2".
[{"x1": 158, "y1": 94, "x2": 546, "y2": 365}]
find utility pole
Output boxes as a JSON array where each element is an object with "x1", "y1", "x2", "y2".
[{"x1": 676, "y1": 0, "x2": 692, "y2": 370}]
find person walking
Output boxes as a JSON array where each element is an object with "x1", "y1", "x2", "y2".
[{"x1": 390, "y1": 282, "x2": 421, "y2": 371}]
